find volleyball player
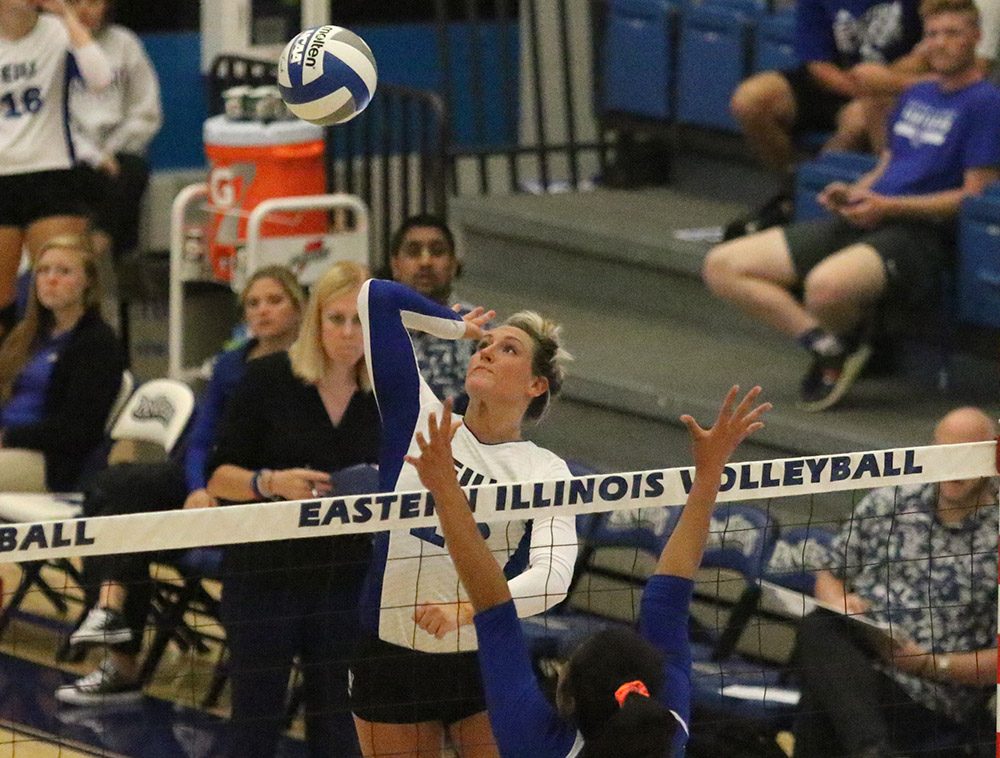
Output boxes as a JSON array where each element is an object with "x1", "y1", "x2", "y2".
[
  {"x1": 351, "y1": 279, "x2": 578, "y2": 758},
  {"x1": 405, "y1": 386, "x2": 769, "y2": 758},
  {"x1": 68, "y1": 0, "x2": 162, "y2": 263},
  {"x1": 0, "y1": 0, "x2": 112, "y2": 337}
]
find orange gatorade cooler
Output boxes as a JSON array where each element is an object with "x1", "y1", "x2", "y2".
[{"x1": 203, "y1": 115, "x2": 327, "y2": 281}]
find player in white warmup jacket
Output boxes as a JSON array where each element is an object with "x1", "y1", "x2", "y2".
[
  {"x1": 69, "y1": 0, "x2": 161, "y2": 262},
  {"x1": 0, "y1": 0, "x2": 111, "y2": 336},
  {"x1": 352, "y1": 278, "x2": 578, "y2": 758}
]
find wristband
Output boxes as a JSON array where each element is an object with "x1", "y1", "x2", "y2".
[
  {"x1": 259, "y1": 469, "x2": 276, "y2": 499},
  {"x1": 249, "y1": 470, "x2": 265, "y2": 500}
]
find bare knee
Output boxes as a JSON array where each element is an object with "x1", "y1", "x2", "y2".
[
  {"x1": 802, "y1": 267, "x2": 869, "y2": 314},
  {"x1": 702, "y1": 245, "x2": 743, "y2": 298},
  {"x1": 730, "y1": 73, "x2": 793, "y2": 127},
  {"x1": 702, "y1": 243, "x2": 762, "y2": 300}
]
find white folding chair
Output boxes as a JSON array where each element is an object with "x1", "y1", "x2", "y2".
[{"x1": 0, "y1": 378, "x2": 195, "y2": 640}]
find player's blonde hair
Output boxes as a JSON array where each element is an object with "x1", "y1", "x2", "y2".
[
  {"x1": 289, "y1": 260, "x2": 370, "y2": 388},
  {"x1": 503, "y1": 310, "x2": 572, "y2": 420}
]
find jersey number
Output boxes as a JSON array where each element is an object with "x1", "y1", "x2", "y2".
[
  {"x1": 1, "y1": 88, "x2": 43, "y2": 118},
  {"x1": 410, "y1": 524, "x2": 491, "y2": 547}
]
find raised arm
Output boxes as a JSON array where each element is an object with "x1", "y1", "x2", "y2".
[
  {"x1": 656, "y1": 386, "x2": 770, "y2": 579},
  {"x1": 43, "y1": 0, "x2": 113, "y2": 92},
  {"x1": 358, "y1": 278, "x2": 488, "y2": 488}
]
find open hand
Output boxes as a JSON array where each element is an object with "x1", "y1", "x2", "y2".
[
  {"x1": 404, "y1": 399, "x2": 462, "y2": 494},
  {"x1": 457, "y1": 306, "x2": 495, "y2": 341},
  {"x1": 680, "y1": 386, "x2": 770, "y2": 476}
]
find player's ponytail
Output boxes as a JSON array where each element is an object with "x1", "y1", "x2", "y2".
[
  {"x1": 565, "y1": 628, "x2": 678, "y2": 758},
  {"x1": 581, "y1": 690, "x2": 677, "y2": 758}
]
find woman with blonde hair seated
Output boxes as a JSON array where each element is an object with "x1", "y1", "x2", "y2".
[
  {"x1": 0, "y1": 234, "x2": 123, "y2": 492},
  {"x1": 207, "y1": 260, "x2": 381, "y2": 758}
]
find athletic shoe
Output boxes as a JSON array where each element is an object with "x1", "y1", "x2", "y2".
[
  {"x1": 55, "y1": 659, "x2": 142, "y2": 706},
  {"x1": 69, "y1": 607, "x2": 133, "y2": 647},
  {"x1": 722, "y1": 192, "x2": 794, "y2": 241},
  {"x1": 798, "y1": 342, "x2": 872, "y2": 412}
]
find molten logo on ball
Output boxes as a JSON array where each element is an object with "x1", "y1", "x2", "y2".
[{"x1": 278, "y1": 25, "x2": 378, "y2": 126}]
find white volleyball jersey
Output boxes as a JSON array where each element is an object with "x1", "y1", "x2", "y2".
[
  {"x1": 0, "y1": 15, "x2": 79, "y2": 174},
  {"x1": 70, "y1": 24, "x2": 161, "y2": 165},
  {"x1": 359, "y1": 279, "x2": 578, "y2": 654}
]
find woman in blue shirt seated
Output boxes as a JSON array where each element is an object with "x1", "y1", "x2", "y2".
[
  {"x1": 0, "y1": 233, "x2": 123, "y2": 493},
  {"x1": 403, "y1": 385, "x2": 769, "y2": 758},
  {"x1": 56, "y1": 265, "x2": 305, "y2": 706}
]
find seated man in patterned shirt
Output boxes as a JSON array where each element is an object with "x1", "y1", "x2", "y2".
[
  {"x1": 793, "y1": 406, "x2": 998, "y2": 758},
  {"x1": 388, "y1": 214, "x2": 476, "y2": 407}
]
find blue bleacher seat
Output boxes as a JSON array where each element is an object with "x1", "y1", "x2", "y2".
[
  {"x1": 753, "y1": 6, "x2": 797, "y2": 73},
  {"x1": 601, "y1": 0, "x2": 678, "y2": 121},
  {"x1": 521, "y1": 501, "x2": 682, "y2": 660},
  {"x1": 793, "y1": 150, "x2": 879, "y2": 221},
  {"x1": 676, "y1": 1, "x2": 759, "y2": 132},
  {"x1": 762, "y1": 523, "x2": 835, "y2": 596},
  {"x1": 957, "y1": 183, "x2": 1000, "y2": 329},
  {"x1": 691, "y1": 502, "x2": 779, "y2": 660}
]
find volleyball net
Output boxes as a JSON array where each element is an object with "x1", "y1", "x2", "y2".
[{"x1": 0, "y1": 439, "x2": 994, "y2": 757}]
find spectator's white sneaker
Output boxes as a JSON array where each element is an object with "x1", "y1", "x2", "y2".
[
  {"x1": 55, "y1": 659, "x2": 142, "y2": 706},
  {"x1": 69, "y1": 607, "x2": 133, "y2": 647}
]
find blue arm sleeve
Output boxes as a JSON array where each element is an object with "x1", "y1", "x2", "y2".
[
  {"x1": 359, "y1": 279, "x2": 466, "y2": 490},
  {"x1": 639, "y1": 575, "x2": 694, "y2": 749},
  {"x1": 795, "y1": 0, "x2": 835, "y2": 63},
  {"x1": 183, "y1": 348, "x2": 246, "y2": 492},
  {"x1": 474, "y1": 602, "x2": 580, "y2": 758}
]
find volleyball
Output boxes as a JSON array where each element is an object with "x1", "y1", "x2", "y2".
[{"x1": 277, "y1": 25, "x2": 377, "y2": 126}]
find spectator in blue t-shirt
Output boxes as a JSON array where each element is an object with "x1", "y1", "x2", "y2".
[
  {"x1": 726, "y1": 0, "x2": 924, "y2": 238},
  {"x1": 704, "y1": 0, "x2": 1000, "y2": 412},
  {"x1": 827, "y1": 0, "x2": 998, "y2": 157}
]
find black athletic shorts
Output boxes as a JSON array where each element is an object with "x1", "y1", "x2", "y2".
[
  {"x1": 350, "y1": 634, "x2": 487, "y2": 725},
  {"x1": 80, "y1": 154, "x2": 151, "y2": 258},
  {"x1": 781, "y1": 66, "x2": 852, "y2": 134},
  {"x1": 783, "y1": 216, "x2": 954, "y2": 306},
  {"x1": 0, "y1": 168, "x2": 90, "y2": 228}
]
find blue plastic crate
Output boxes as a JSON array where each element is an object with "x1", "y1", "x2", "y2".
[
  {"x1": 957, "y1": 189, "x2": 1000, "y2": 328},
  {"x1": 602, "y1": 0, "x2": 677, "y2": 120}
]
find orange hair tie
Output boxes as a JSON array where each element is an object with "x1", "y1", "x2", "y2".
[{"x1": 614, "y1": 680, "x2": 650, "y2": 707}]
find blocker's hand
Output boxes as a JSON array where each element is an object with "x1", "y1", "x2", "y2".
[
  {"x1": 405, "y1": 399, "x2": 463, "y2": 496},
  {"x1": 680, "y1": 385, "x2": 770, "y2": 476}
]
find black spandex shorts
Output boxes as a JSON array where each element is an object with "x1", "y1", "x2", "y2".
[
  {"x1": 783, "y1": 216, "x2": 953, "y2": 306},
  {"x1": 0, "y1": 168, "x2": 90, "y2": 228},
  {"x1": 782, "y1": 66, "x2": 852, "y2": 134},
  {"x1": 350, "y1": 634, "x2": 487, "y2": 725}
]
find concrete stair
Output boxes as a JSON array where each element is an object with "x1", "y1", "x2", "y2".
[{"x1": 448, "y1": 153, "x2": 999, "y2": 493}]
